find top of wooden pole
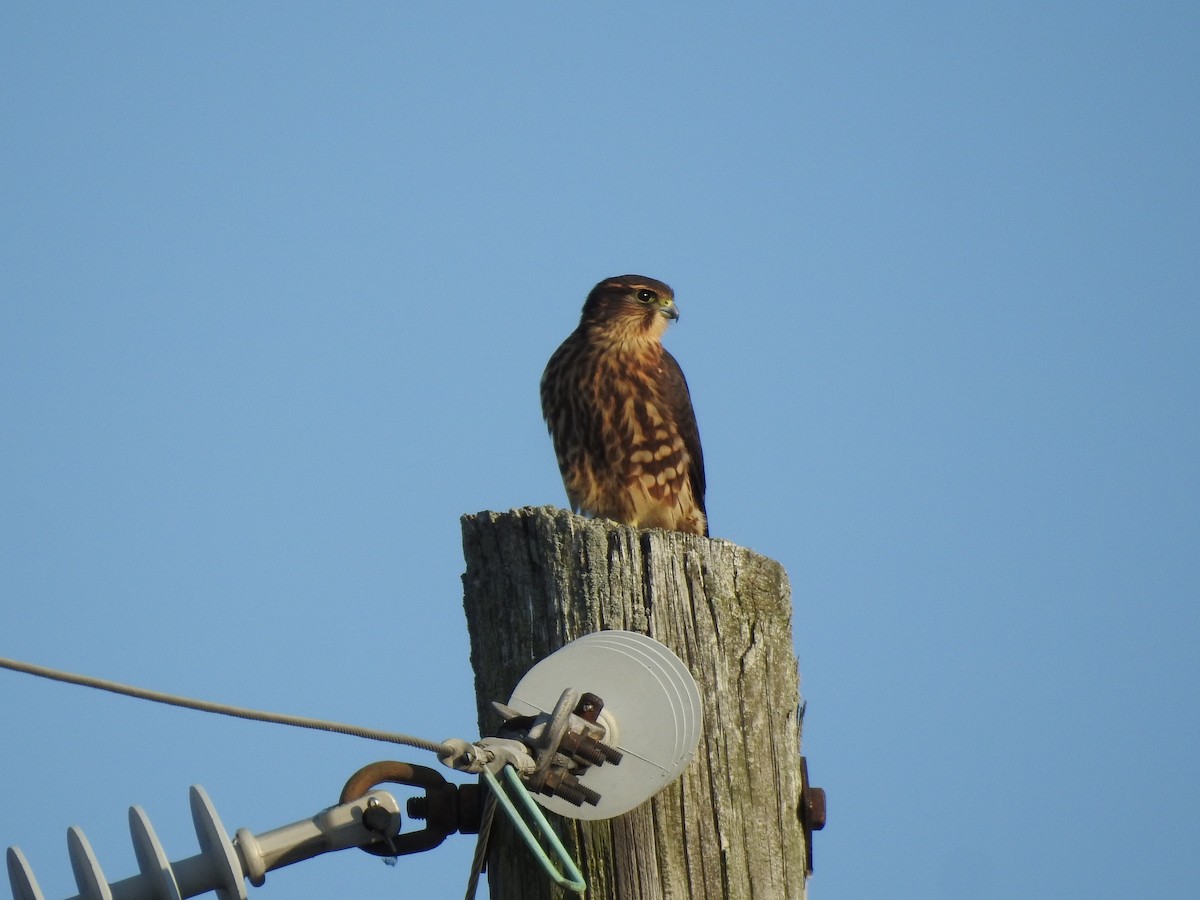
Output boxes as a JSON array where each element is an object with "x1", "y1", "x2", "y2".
[{"x1": 460, "y1": 506, "x2": 809, "y2": 899}]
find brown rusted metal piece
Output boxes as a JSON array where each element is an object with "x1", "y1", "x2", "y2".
[
  {"x1": 799, "y1": 756, "x2": 826, "y2": 874},
  {"x1": 341, "y1": 761, "x2": 480, "y2": 857},
  {"x1": 558, "y1": 730, "x2": 623, "y2": 766},
  {"x1": 572, "y1": 691, "x2": 604, "y2": 722},
  {"x1": 524, "y1": 764, "x2": 601, "y2": 807}
]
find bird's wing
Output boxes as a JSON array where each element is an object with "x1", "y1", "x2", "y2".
[{"x1": 661, "y1": 349, "x2": 706, "y2": 517}]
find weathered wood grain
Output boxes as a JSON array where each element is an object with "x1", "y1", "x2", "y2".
[{"x1": 461, "y1": 506, "x2": 806, "y2": 900}]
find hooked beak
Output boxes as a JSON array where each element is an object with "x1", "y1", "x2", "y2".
[{"x1": 660, "y1": 300, "x2": 679, "y2": 321}]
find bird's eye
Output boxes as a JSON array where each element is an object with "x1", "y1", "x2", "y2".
[{"x1": 636, "y1": 289, "x2": 656, "y2": 303}]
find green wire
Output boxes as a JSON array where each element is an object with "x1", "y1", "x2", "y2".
[{"x1": 482, "y1": 766, "x2": 587, "y2": 893}]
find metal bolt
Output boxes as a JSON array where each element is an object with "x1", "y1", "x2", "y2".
[
  {"x1": 798, "y1": 757, "x2": 825, "y2": 875},
  {"x1": 527, "y1": 767, "x2": 601, "y2": 807},
  {"x1": 559, "y1": 730, "x2": 623, "y2": 766},
  {"x1": 406, "y1": 797, "x2": 428, "y2": 821},
  {"x1": 361, "y1": 800, "x2": 394, "y2": 835},
  {"x1": 806, "y1": 786, "x2": 826, "y2": 830}
]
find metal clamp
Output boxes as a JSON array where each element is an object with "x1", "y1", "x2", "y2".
[
  {"x1": 491, "y1": 688, "x2": 623, "y2": 808},
  {"x1": 340, "y1": 761, "x2": 481, "y2": 858}
]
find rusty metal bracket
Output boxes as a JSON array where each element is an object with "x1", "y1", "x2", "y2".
[
  {"x1": 799, "y1": 756, "x2": 826, "y2": 874},
  {"x1": 340, "y1": 761, "x2": 482, "y2": 857}
]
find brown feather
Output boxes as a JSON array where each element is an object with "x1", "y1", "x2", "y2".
[{"x1": 541, "y1": 275, "x2": 708, "y2": 536}]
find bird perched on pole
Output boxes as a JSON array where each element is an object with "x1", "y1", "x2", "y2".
[{"x1": 541, "y1": 275, "x2": 708, "y2": 536}]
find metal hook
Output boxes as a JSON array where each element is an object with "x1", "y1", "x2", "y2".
[{"x1": 340, "y1": 761, "x2": 481, "y2": 858}]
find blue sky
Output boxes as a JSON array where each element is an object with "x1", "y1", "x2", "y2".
[{"x1": 2, "y1": 3, "x2": 1197, "y2": 898}]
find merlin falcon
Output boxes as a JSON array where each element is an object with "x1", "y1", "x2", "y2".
[{"x1": 541, "y1": 275, "x2": 707, "y2": 536}]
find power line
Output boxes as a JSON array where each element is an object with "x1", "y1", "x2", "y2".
[{"x1": 0, "y1": 655, "x2": 454, "y2": 757}]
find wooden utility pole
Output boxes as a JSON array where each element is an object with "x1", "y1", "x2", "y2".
[{"x1": 460, "y1": 506, "x2": 809, "y2": 900}]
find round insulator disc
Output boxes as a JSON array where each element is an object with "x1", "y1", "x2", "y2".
[{"x1": 507, "y1": 630, "x2": 703, "y2": 820}]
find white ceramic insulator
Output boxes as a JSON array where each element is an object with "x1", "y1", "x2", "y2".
[
  {"x1": 128, "y1": 806, "x2": 182, "y2": 900},
  {"x1": 67, "y1": 827, "x2": 113, "y2": 900},
  {"x1": 6, "y1": 785, "x2": 405, "y2": 900},
  {"x1": 5, "y1": 847, "x2": 45, "y2": 900}
]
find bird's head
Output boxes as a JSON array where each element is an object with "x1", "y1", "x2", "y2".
[{"x1": 579, "y1": 275, "x2": 679, "y2": 343}]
